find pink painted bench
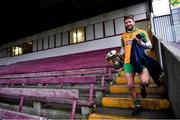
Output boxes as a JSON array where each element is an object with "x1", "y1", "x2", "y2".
[
  {"x1": 0, "y1": 47, "x2": 117, "y2": 94},
  {"x1": 0, "y1": 76, "x2": 96, "y2": 104},
  {"x1": 0, "y1": 76, "x2": 96, "y2": 118},
  {"x1": 0, "y1": 108, "x2": 43, "y2": 120},
  {"x1": 0, "y1": 47, "x2": 119, "y2": 118},
  {"x1": 0, "y1": 47, "x2": 119, "y2": 75},
  {"x1": 0, "y1": 88, "x2": 78, "y2": 120},
  {"x1": 0, "y1": 67, "x2": 114, "y2": 92}
]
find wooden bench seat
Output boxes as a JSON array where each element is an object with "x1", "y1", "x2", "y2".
[
  {"x1": 0, "y1": 76, "x2": 96, "y2": 118},
  {"x1": 0, "y1": 67, "x2": 115, "y2": 91},
  {"x1": 0, "y1": 108, "x2": 44, "y2": 120},
  {"x1": 0, "y1": 88, "x2": 78, "y2": 120},
  {"x1": 0, "y1": 47, "x2": 118, "y2": 75},
  {"x1": 0, "y1": 47, "x2": 119, "y2": 119},
  {"x1": 0, "y1": 67, "x2": 114, "y2": 79},
  {"x1": 0, "y1": 76, "x2": 96, "y2": 102}
]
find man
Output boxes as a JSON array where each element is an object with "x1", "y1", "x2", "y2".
[{"x1": 120, "y1": 14, "x2": 152, "y2": 115}]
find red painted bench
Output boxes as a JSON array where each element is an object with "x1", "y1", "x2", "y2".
[
  {"x1": 0, "y1": 47, "x2": 119, "y2": 118},
  {"x1": 0, "y1": 88, "x2": 78, "y2": 120},
  {"x1": 0, "y1": 76, "x2": 96, "y2": 118},
  {"x1": 0, "y1": 76, "x2": 96, "y2": 104},
  {"x1": 0, "y1": 67, "x2": 114, "y2": 91},
  {"x1": 0, "y1": 47, "x2": 117, "y2": 94},
  {"x1": 0, "y1": 108, "x2": 44, "y2": 120},
  {"x1": 0, "y1": 47, "x2": 119, "y2": 75}
]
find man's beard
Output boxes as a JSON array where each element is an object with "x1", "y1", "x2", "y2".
[{"x1": 126, "y1": 26, "x2": 134, "y2": 31}]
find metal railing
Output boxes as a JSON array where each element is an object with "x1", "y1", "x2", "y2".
[{"x1": 153, "y1": 15, "x2": 176, "y2": 42}]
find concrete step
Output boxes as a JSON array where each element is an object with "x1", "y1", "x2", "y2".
[
  {"x1": 0, "y1": 108, "x2": 44, "y2": 120},
  {"x1": 88, "y1": 113, "x2": 139, "y2": 120},
  {"x1": 0, "y1": 102, "x2": 84, "y2": 119},
  {"x1": 115, "y1": 76, "x2": 155, "y2": 84},
  {"x1": 110, "y1": 84, "x2": 165, "y2": 94},
  {"x1": 105, "y1": 93, "x2": 167, "y2": 99},
  {"x1": 115, "y1": 71, "x2": 148, "y2": 78},
  {"x1": 102, "y1": 97, "x2": 169, "y2": 110},
  {"x1": 89, "y1": 106, "x2": 174, "y2": 119},
  {"x1": 146, "y1": 50, "x2": 158, "y2": 60},
  {"x1": 118, "y1": 70, "x2": 125, "y2": 77}
]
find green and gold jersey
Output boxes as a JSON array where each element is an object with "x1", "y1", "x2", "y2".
[{"x1": 121, "y1": 28, "x2": 149, "y2": 64}]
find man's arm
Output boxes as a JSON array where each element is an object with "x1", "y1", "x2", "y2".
[
  {"x1": 140, "y1": 40, "x2": 152, "y2": 49},
  {"x1": 136, "y1": 31, "x2": 152, "y2": 49}
]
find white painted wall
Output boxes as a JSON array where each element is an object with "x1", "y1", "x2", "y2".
[
  {"x1": 105, "y1": 20, "x2": 114, "y2": 37},
  {"x1": 49, "y1": 35, "x2": 55, "y2": 48},
  {"x1": 0, "y1": 36, "x2": 121, "y2": 65},
  {"x1": 56, "y1": 33, "x2": 62, "y2": 47},
  {"x1": 95, "y1": 23, "x2": 104, "y2": 39},
  {"x1": 86, "y1": 25, "x2": 94, "y2": 40}
]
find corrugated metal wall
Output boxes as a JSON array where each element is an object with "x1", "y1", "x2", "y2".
[{"x1": 153, "y1": 15, "x2": 176, "y2": 42}]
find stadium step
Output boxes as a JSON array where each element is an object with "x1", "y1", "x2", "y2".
[
  {"x1": 89, "y1": 113, "x2": 139, "y2": 120},
  {"x1": 89, "y1": 107, "x2": 174, "y2": 119},
  {"x1": 102, "y1": 97, "x2": 169, "y2": 110},
  {"x1": 115, "y1": 76, "x2": 154, "y2": 84},
  {"x1": 110, "y1": 84, "x2": 165, "y2": 94},
  {"x1": 88, "y1": 50, "x2": 171, "y2": 119}
]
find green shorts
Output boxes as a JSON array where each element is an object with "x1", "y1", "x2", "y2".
[
  {"x1": 124, "y1": 63, "x2": 146, "y2": 73},
  {"x1": 124, "y1": 63, "x2": 134, "y2": 73}
]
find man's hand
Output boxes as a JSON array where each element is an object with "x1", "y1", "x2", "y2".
[
  {"x1": 134, "y1": 37, "x2": 142, "y2": 45},
  {"x1": 134, "y1": 36, "x2": 152, "y2": 49}
]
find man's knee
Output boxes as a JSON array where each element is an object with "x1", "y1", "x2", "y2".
[
  {"x1": 140, "y1": 69, "x2": 150, "y2": 86},
  {"x1": 141, "y1": 76, "x2": 149, "y2": 86},
  {"x1": 125, "y1": 72, "x2": 135, "y2": 90}
]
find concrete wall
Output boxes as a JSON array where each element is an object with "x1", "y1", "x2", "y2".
[
  {"x1": 155, "y1": 39, "x2": 180, "y2": 118},
  {"x1": 160, "y1": 42, "x2": 180, "y2": 118},
  {"x1": 153, "y1": 35, "x2": 163, "y2": 68},
  {"x1": 153, "y1": 35, "x2": 180, "y2": 118}
]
